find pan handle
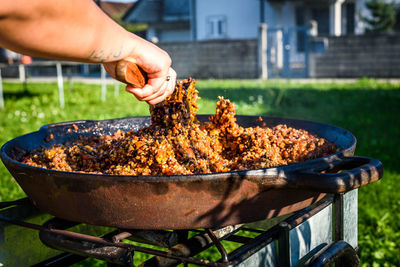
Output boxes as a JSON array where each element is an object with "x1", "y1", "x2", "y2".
[{"x1": 294, "y1": 156, "x2": 383, "y2": 193}]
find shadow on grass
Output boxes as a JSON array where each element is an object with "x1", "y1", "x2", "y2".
[
  {"x1": 3, "y1": 90, "x2": 42, "y2": 100},
  {"x1": 2, "y1": 82, "x2": 53, "y2": 100}
]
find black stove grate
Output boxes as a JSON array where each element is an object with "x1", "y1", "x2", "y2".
[{"x1": 0, "y1": 194, "x2": 360, "y2": 267}]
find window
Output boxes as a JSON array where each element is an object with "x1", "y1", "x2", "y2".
[{"x1": 206, "y1": 15, "x2": 227, "y2": 39}]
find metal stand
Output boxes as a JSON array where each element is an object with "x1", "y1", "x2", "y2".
[
  {"x1": 308, "y1": 241, "x2": 360, "y2": 267},
  {"x1": 0, "y1": 192, "x2": 360, "y2": 267}
]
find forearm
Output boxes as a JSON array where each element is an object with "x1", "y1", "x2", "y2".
[
  {"x1": 0, "y1": 0, "x2": 138, "y2": 63},
  {"x1": 0, "y1": 0, "x2": 176, "y2": 104}
]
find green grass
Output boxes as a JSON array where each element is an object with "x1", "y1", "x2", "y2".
[{"x1": 0, "y1": 78, "x2": 399, "y2": 265}]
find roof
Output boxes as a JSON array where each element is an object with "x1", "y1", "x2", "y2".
[
  {"x1": 123, "y1": 0, "x2": 162, "y2": 22},
  {"x1": 99, "y1": 1, "x2": 135, "y2": 18},
  {"x1": 123, "y1": 0, "x2": 190, "y2": 23}
]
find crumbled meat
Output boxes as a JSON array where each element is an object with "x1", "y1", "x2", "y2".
[{"x1": 21, "y1": 78, "x2": 338, "y2": 175}]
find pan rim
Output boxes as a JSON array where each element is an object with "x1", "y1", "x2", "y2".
[{"x1": 0, "y1": 115, "x2": 357, "y2": 182}]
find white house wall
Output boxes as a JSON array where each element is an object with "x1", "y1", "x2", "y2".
[{"x1": 195, "y1": 0, "x2": 260, "y2": 40}]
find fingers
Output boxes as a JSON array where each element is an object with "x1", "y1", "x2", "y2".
[
  {"x1": 159, "y1": 67, "x2": 177, "y2": 100},
  {"x1": 126, "y1": 67, "x2": 177, "y2": 105},
  {"x1": 146, "y1": 72, "x2": 176, "y2": 104}
]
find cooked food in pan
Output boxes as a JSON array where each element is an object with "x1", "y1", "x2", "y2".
[{"x1": 21, "y1": 78, "x2": 338, "y2": 175}]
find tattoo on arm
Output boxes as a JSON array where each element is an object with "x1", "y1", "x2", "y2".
[
  {"x1": 87, "y1": 47, "x2": 123, "y2": 62},
  {"x1": 113, "y1": 47, "x2": 122, "y2": 58}
]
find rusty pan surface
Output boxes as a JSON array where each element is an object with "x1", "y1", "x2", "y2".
[{"x1": 0, "y1": 116, "x2": 383, "y2": 229}]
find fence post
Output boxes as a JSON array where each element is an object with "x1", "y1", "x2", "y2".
[
  {"x1": 18, "y1": 64, "x2": 25, "y2": 82},
  {"x1": 18, "y1": 64, "x2": 28, "y2": 91},
  {"x1": 56, "y1": 62, "x2": 65, "y2": 109},
  {"x1": 0, "y1": 69, "x2": 4, "y2": 110},
  {"x1": 307, "y1": 20, "x2": 320, "y2": 78},
  {"x1": 258, "y1": 23, "x2": 268, "y2": 80},
  {"x1": 101, "y1": 65, "x2": 106, "y2": 102}
]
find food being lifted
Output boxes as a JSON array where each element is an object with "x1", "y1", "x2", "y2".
[{"x1": 21, "y1": 78, "x2": 338, "y2": 175}]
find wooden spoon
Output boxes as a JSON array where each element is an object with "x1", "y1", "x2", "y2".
[{"x1": 115, "y1": 58, "x2": 148, "y2": 88}]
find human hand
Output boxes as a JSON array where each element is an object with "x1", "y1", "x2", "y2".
[{"x1": 103, "y1": 38, "x2": 176, "y2": 105}]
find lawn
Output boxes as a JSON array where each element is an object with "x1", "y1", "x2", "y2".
[{"x1": 0, "y1": 78, "x2": 399, "y2": 265}]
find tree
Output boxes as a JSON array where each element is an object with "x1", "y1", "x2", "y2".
[{"x1": 359, "y1": 0, "x2": 397, "y2": 33}]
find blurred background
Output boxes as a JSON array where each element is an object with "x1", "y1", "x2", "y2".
[
  {"x1": 0, "y1": 0, "x2": 399, "y2": 266},
  {"x1": 2, "y1": 0, "x2": 400, "y2": 80}
]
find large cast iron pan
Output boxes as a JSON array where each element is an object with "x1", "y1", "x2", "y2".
[{"x1": 0, "y1": 115, "x2": 383, "y2": 229}]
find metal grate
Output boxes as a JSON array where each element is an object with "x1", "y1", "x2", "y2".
[{"x1": 0, "y1": 192, "x2": 359, "y2": 267}]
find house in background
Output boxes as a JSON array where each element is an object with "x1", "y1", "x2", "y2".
[
  {"x1": 123, "y1": 0, "x2": 191, "y2": 42},
  {"x1": 123, "y1": 0, "x2": 400, "y2": 78},
  {"x1": 123, "y1": 0, "x2": 400, "y2": 42}
]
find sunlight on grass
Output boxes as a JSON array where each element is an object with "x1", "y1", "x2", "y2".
[{"x1": 1, "y1": 79, "x2": 399, "y2": 265}]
